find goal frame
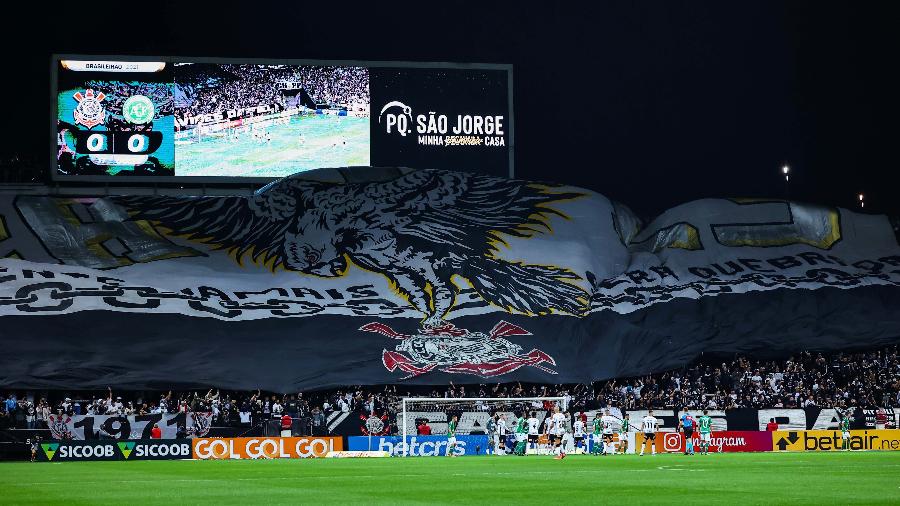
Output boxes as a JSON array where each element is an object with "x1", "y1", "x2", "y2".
[{"x1": 400, "y1": 396, "x2": 569, "y2": 457}]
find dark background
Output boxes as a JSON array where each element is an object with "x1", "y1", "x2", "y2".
[{"x1": 0, "y1": 1, "x2": 897, "y2": 219}]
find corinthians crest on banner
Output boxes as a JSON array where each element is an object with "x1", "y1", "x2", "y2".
[{"x1": 360, "y1": 320, "x2": 556, "y2": 378}]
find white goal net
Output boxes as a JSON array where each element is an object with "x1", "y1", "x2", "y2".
[{"x1": 400, "y1": 397, "x2": 568, "y2": 457}]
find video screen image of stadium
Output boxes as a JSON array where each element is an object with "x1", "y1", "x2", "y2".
[
  {"x1": 56, "y1": 61, "x2": 371, "y2": 178},
  {"x1": 172, "y1": 64, "x2": 371, "y2": 177}
]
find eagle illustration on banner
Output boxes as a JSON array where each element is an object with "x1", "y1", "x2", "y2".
[{"x1": 114, "y1": 170, "x2": 589, "y2": 328}]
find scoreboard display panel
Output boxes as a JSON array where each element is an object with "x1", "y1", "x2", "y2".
[{"x1": 52, "y1": 56, "x2": 513, "y2": 182}]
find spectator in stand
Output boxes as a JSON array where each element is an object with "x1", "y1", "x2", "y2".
[
  {"x1": 5, "y1": 393, "x2": 16, "y2": 415},
  {"x1": 285, "y1": 395, "x2": 299, "y2": 421},
  {"x1": 312, "y1": 408, "x2": 325, "y2": 436},
  {"x1": 272, "y1": 398, "x2": 283, "y2": 419},
  {"x1": 25, "y1": 401, "x2": 36, "y2": 429},
  {"x1": 239, "y1": 398, "x2": 252, "y2": 426}
]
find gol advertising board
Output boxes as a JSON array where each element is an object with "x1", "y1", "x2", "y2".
[
  {"x1": 192, "y1": 437, "x2": 342, "y2": 459},
  {"x1": 348, "y1": 435, "x2": 490, "y2": 457},
  {"x1": 37, "y1": 439, "x2": 193, "y2": 461},
  {"x1": 52, "y1": 55, "x2": 512, "y2": 182},
  {"x1": 772, "y1": 430, "x2": 900, "y2": 452}
]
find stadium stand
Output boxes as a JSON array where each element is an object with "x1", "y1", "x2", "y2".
[
  {"x1": 3, "y1": 345, "x2": 898, "y2": 434},
  {"x1": 175, "y1": 64, "x2": 369, "y2": 118}
]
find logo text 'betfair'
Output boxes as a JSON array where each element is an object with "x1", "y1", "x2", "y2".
[
  {"x1": 803, "y1": 432, "x2": 900, "y2": 451},
  {"x1": 378, "y1": 438, "x2": 466, "y2": 456}
]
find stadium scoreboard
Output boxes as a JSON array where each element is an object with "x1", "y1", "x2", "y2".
[{"x1": 51, "y1": 55, "x2": 513, "y2": 182}]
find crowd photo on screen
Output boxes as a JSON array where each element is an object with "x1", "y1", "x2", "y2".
[
  {"x1": 3, "y1": 345, "x2": 898, "y2": 435},
  {"x1": 174, "y1": 64, "x2": 370, "y2": 120}
]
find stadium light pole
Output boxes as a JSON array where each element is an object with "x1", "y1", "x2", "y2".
[
  {"x1": 782, "y1": 165, "x2": 790, "y2": 200},
  {"x1": 859, "y1": 193, "x2": 865, "y2": 209}
]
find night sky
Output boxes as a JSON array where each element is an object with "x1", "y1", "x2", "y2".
[{"x1": 1, "y1": 1, "x2": 897, "y2": 218}]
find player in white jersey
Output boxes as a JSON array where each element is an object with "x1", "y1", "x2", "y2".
[
  {"x1": 600, "y1": 409, "x2": 617, "y2": 455},
  {"x1": 572, "y1": 417, "x2": 586, "y2": 453},
  {"x1": 551, "y1": 407, "x2": 567, "y2": 459},
  {"x1": 544, "y1": 413, "x2": 555, "y2": 452},
  {"x1": 639, "y1": 409, "x2": 659, "y2": 456},
  {"x1": 527, "y1": 412, "x2": 540, "y2": 452},
  {"x1": 495, "y1": 414, "x2": 507, "y2": 455}
]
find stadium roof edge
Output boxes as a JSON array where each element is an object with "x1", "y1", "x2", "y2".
[{"x1": 0, "y1": 183, "x2": 256, "y2": 197}]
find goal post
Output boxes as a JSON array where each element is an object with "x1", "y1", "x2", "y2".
[{"x1": 400, "y1": 397, "x2": 568, "y2": 457}]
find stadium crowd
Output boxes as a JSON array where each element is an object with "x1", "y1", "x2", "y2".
[
  {"x1": 175, "y1": 64, "x2": 369, "y2": 119},
  {"x1": 2, "y1": 345, "x2": 899, "y2": 432}
]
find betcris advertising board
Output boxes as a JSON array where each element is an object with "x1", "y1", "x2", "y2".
[{"x1": 348, "y1": 435, "x2": 490, "y2": 456}]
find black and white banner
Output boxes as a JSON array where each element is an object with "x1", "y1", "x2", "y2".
[
  {"x1": 383, "y1": 407, "x2": 880, "y2": 437},
  {"x1": 46, "y1": 413, "x2": 212, "y2": 440},
  {"x1": 1, "y1": 168, "x2": 899, "y2": 390}
]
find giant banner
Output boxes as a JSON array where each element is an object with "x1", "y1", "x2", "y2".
[
  {"x1": 46, "y1": 413, "x2": 212, "y2": 440},
  {"x1": 1, "y1": 167, "x2": 900, "y2": 390}
]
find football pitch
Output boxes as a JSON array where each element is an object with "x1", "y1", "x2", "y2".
[
  {"x1": 3, "y1": 452, "x2": 899, "y2": 505},
  {"x1": 175, "y1": 114, "x2": 370, "y2": 177}
]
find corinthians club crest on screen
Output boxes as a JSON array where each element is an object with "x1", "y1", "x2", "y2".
[
  {"x1": 72, "y1": 89, "x2": 106, "y2": 128},
  {"x1": 360, "y1": 320, "x2": 556, "y2": 378}
]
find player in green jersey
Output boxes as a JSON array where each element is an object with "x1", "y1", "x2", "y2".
[
  {"x1": 514, "y1": 412, "x2": 528, "y2": 455},
  {"x1": 447, "y1": 415, "x2": 458, "y2": 457},
  {"x1": 618, "y1": 413, "x2": 631, "y2": 454},
  {"x1": 840, "y1": 412, "x2": 852, "y2": 451},
  {"x1": 591, "y1": 413, "x2": 603, "y2": 455},
  {"x1": 697, "y1": 410, "x2": 713, "y2": 455}
]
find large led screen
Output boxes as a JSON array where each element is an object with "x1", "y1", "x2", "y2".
[{"x1": 53, "y1": 57, "x2": 512, "y2": 181}]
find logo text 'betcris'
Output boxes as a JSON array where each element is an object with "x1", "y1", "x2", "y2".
[
  {"x1": 347, "y1": 435, "x2": 491, "y2": 456},
  {"x1": 378, "y1": 437, "x2": 465, "y2": 457}
]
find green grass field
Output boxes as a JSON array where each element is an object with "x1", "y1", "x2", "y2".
[{"x1": 3, "y1": 452, "x2": 900, "y2": 505}]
